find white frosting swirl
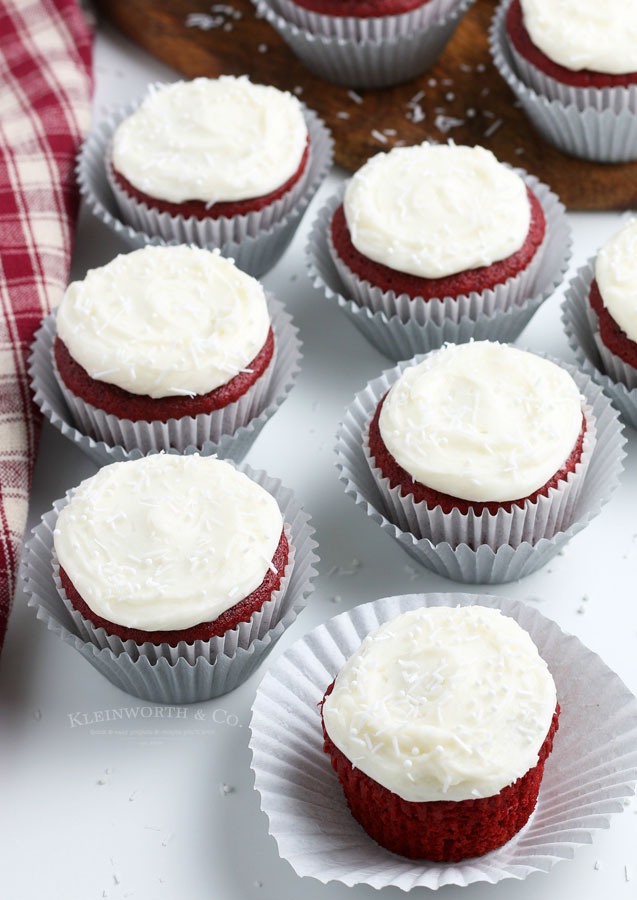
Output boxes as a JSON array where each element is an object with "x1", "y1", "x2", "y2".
[
  {"x1": 378, "y1": 342, "x2": 583, "y2": 503},
  {"x1": 56, "y1": 245, "x2": 271, "y2": 398},
  {"x1": 595, "y1": 219, "x2": 637, "y2": 343},
  {"x1": 112, "y1": 76, "x2": 308, "y2": 204},
  {"x1": 520, "y1": 0, "x2": 637, "y2": 75},
  {"x1": 343, "y1": 144, "x2": 530, "y2": 279},
  {"x1": 53, "y1": 455, "x2": 284, "y2": 632},
  {"x1": 322, "y1": 606, "x2": 557, "y2": 802}
]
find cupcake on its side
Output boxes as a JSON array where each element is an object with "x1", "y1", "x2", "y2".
[
  {"x1": 53, "y1": 245, "x2": 276, "y2": 452},
  {"x1": 365, "y1": 341, "x2": 595, "y2": 547},
  {"x1": 53, "y1": 455, "x2": 292, "y2": 649},
  {"x1": 321, "y1": 605, "x2": 559, "y2": 861}
]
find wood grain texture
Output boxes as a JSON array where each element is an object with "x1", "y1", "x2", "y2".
[{"x1": 95, "y1": 0, "x2": 637, "y2": 210}]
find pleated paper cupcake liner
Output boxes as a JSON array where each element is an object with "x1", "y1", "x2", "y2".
[
  {"x1": 307, "y1": 183, "x2": 570, "y2": 360},
  {"x1": 29, "y1": 294, "x2": 301, "y2": 464},
  {"x1": 249, "y1": 592, "x2": 637, "y2": 890},
  {"x1": 275, "y1": 0, "x2": 458, "y2": 40},
  {"x1": 20, "y1": 463, "x2": 319, "y2": 703},
  {"x1": 334, "y1": 357, "x2": 625, "y2": 583},
  {"x1": 562, "y1": 261, "x2": 637, "y2": 429},
  {"x1": 77, "y1": 101, "x2": 333, "y2": 279},
  {"x1": 252, "y1": 0, "x2": 474, "y2": 89},
  {"x1": 52, "y1": 524, "x2": 295, "y2": 665},
  {"x1": 363, "y1": 404, "x2": 596, "y2": 548},
  {"x1": 490, "y1": 0, "x2": 637, "y2": 163}
]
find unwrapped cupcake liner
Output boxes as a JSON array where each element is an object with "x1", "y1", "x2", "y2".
[
  {"x1": 30, "y1": 294, "x2": 301, "y2": 464},
  {"x1": 52, "y1": 523, "x2": 295, "y2": 665},
  {"x1": 490, "y1": 0, "x2": 637, "y2": 163},
  {"x1": 250, "y1": 592, "x2": 637, "y2": 890},
  {"x1": 77, "y1": 101, "x2": 333, "y2": 279},
  {"x1": 562, "y1": 260, "x2": 637, "y2": 429},
  {"x1": 20, "y1": 462, "x2": 319, "y2": 703},
  {"x1": 364, "y1": 402, "x2": 596, "y2": 548},
  {"x1": 307, "y1": 181, "x2": 571, "y2": 360},
  {"x1": 252, "y1": 0, "x2": 474, "y2": 89},
  {"x1": 275, "y1": 0, "x2": 458, "y2": 40},
  {"x1": 334, "y1": 358, "x2": 625, "y2": 583}
]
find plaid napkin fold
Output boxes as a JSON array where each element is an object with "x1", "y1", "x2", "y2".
[{"x1": 0, "y1": 0, "x2": 92, "y2": 652}]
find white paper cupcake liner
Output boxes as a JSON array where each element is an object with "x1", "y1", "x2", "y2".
[
  {"x1": 77, "y1": 101, "x2": 333, "y2": 279},
  {"x1": 307, "y1": 181, "x2": 571, "y2": 360},
  {"x1": 334, "y1": 358, "x2": 625, "y2": 583},
  {"x1": 562, "y1": 260, "x2": 637, "y2": 429},
  {"x1": 250, "y1": 592, "x2": 637, "y2": 890},
  {"x1": 30, "y1": 294, "x2": 301, "y2": 464},
  {"x1": 364, "y1": 403, "x2": 596, "y2": 548},
  {"x1": 490, "y1": 0, "x2": 637, "y2": 163},
  {"x1": 51, "y1": 523, "x2": 295, "y2": 665},
  {"x1": 20, "y1": 462, "x2": 319, "y2": 703},
  {"x1": 275, "y1": 0, "x2": 458, "y2": 40},
  {"x1": 252, "y1": 0, "x2": 474, "y2": 89}
]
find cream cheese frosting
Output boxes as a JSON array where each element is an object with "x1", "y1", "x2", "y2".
[
  {"x1": 520, "y1": 0, "x2": 637, "y2": 75},
  {"x1": 378, "y1": 341, "x2": 583, "y2": 503},
  {"x1": 322, "y1": 605, "x2": 557, "y2": 803},
  {"x1": 342, "y1": 144, "x2": 531, "y2": 279},
  {"x1": 56, "y1": 245, "x2": 271, "y2": 399},
  {"x1": 111, "y1": 76, "x2": 308, "y2": 205},
  {"x1": 595, "y1": 219, "x2": 637, "y2": 343},
  {"x1": 53, "y1": 455, "x2": 284, "y2": 632}
]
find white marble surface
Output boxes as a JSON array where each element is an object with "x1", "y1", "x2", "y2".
[{"x1": 1, "y1": 19, "x2": 636, "y2": 900}]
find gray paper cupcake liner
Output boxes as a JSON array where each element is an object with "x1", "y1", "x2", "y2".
[
  {"x1": 307, "y1": 177, "x2": 571, "y2": 360},
  {"x1": 275, "y1": 0, "x2": 457, "y2": 40},
  {"x1": 562, "y1": 260, "x2": 637, "y2": 429},
  {"x1": 490, "y1": 0, "x2": 637, "y2": 163},
  {"x1": 77, "y1": 99, "x2": 333, "y2": 279},
  {"x1": 29, "y1": 296, "x2": 301, "y2": 466},
  {"x1": 334, "y1": 357, "x2": 625, "y2": 584},
  {"x1": 20, "y1": 462, "x2": 319, "y2": 703},
  {"x1": 252, "y1": 0, "x2": 474, "y2": 89},
  {"x1": 250, "y1": 592, "x2": 637, "y2": 890}
]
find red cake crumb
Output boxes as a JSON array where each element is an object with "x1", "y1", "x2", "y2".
[
  {"x1": 368, "y1": 393, "x2": 586, "y2": 515},
  {"x1": 330, "y1": 187, "x2": 545, "y2": 301},
  {"x1": 54, "y1": 328, "x2": 274, "y2": 423},
  {"x1": 289, "y1": 0, "x2": 429, "y2": 15},
  {"x1": 110, "y1": 141, "x2": 310, "y2": 221},
  {"x1": 589, "y1": 279, "x2": 637, "y2": 371},
  {"x1": 59, "y1": 529, "x2": 289, "y2": 646},
  {"x1": 507, "y1": 0, "x2": 637, "y2": 89},
  {"x1": 321, "y1": 681, "x2": 560, "y2": 862}
]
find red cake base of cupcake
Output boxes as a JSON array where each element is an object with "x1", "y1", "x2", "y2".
[
  {"x1": 289, "y1": 0, "x2": 429, "y2": 15},
  {"x1": 321, "y1": 682, "x2": 560, "y2": 862},
  {"x1": 507, "y1": 0, "x2": 637, "y2": 89},
  {"x1": 368, "y1": 393, "x2": 586, "y2": 515},
  {"x1": 330, "y1": 187, "x2": 546, "y2": 301},
  {"x1": 110, "y1": 142, "x2": 310, "y2": 221},
  {"x1": 59, "y1": 529, "x2": 289, "y2": 646},
  {"x1": 589, "y1": 279, "x2": 637, "y2": 370},
  {"x1": 53, "y1": 328, "x2": 274, "y2": 424}
]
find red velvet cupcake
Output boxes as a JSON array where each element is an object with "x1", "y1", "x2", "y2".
[
  {"x1": 364, "y1": 341, "x2": 595, "y2": 547},
  {"x1": 321, "y1": 605, "x2": 560, "y2": 861},
  {"x1": 53, "y1": 455, "x2": 294, "y2": 658},
  {"x1": 53, "y1": 245, "x2": 277, "y2": 453},
  {"x1": 328, "y1": 143, "x2": 547, "y2": 322}
]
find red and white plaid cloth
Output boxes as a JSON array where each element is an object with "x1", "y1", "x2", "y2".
[{"x1": 0, "y1": 0, "x2": 92, "y2": 651}]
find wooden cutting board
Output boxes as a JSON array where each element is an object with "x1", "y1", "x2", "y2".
[{"x1": 95, "y1": 0, "x2": 637, "y2": 210}]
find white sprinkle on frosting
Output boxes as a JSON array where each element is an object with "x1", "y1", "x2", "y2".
[
  {"x1": 322, "y1": 606, "x2": 556, "y2": 802},
  {"x1": 377, "y1": 341, "x2": 583, "y2": 503},
  {"x1": 112, "y1": 76, "x2": 307, "y2": 205},
  {"x1": 54, "y1": 455, "x2": 283, "y2": 631},
  {"x1": 56, "y1": 246, "x2": 270, "y2": 399},
  {"x1": 342, "y1": 143, "x2": 530, "y2": 279},
  {"x1": 595, "y1": 218, "x2": 637, "y2": 344}
]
